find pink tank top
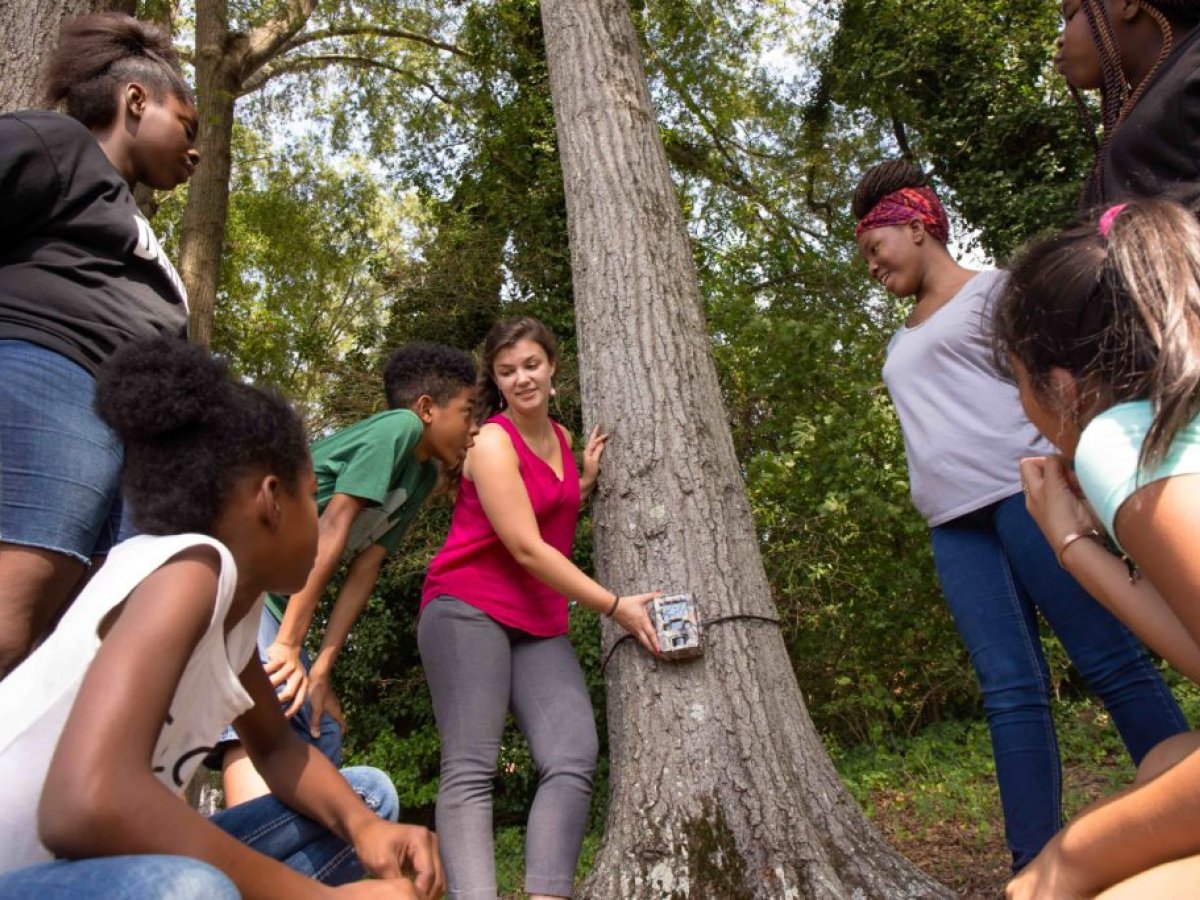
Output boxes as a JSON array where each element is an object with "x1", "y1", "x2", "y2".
[{"x1": 421, "y1": 414, "x2": 581, "y2": 636}]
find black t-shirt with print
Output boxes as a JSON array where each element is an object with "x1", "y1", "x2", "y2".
[
  {"x1": 0, "y1": 110, "x2": 187, "y2": 376},
  {"x1": 1084, "y1": 26, "x2": 1200, "y2": 209}
]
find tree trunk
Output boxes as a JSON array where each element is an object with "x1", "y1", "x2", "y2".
[
  {"x1": 178, "y1": 0, "x2": 244, "y2": 347},
  {"x1": 0, "y1": 0, "x2": 134, "y2": 114},
  {"x1": 540, "y1": 2, "x2": 951, "y2": 896}
]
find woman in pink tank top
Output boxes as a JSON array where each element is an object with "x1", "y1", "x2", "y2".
[{"x1": 418, "y1": 317, "x2": 659, "y2": 900}]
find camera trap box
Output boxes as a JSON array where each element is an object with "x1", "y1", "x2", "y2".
[{"x1": 651, "y1": 592, "x2": 703, "y2": 660}]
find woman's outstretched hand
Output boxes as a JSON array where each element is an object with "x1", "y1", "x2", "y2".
[{"x1": 612, "y1": 592, "x2": 661, "y2": 655}]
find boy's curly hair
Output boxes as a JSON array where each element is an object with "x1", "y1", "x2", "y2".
[{"x1": 383, "y1": 342, "x2": 477, "y2": 409}]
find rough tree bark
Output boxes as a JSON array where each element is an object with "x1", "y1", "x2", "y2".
[
  {"x1": 541, "y1": 2, "x2": 952, "y2": 896},
  {"x1": 0, "y1": 0, "x2": 135, "y2": 114}
]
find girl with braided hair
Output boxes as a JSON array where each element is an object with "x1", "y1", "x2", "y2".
[
  {"x1": 853, "y1": 159, "x2": 1186, "y2": 872},
  {"x1": 0, "y1": 13, "x2": 199, "y2": 678},
  {"x1": 1056, "y1": 0, "x2": 1200, "y2": 206},
  {"x1": 999, "y1": 198, "x2": 1200, "y2": 897}
]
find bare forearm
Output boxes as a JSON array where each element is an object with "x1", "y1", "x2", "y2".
[
  {"x1": 1053, "y1": 751, "x2": 1200, "y2": 894},
  {"x1": 276, "y1": 545, "x2": 344, "y2": 647},
  {"x1": 511, "y1": 539, "x2": 613, "y2": 614},
  {"x1": 579, "y1": 474, "x2": 597, "y2": 503},
  {"x1": 276, "y1": 498, "x2": 365, "y2": 648},
  {"x1": 1061, "y1": 540, "x2": 1200, "y2": 682},
  {"x1": 251, "y1": 733, "x2": 377, "y2": 843},
  {"x1": 312, "y1": 549, "x2": 384, "y2": 676}
]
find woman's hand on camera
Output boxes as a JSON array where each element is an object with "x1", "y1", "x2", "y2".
[{"x1": 612, "y1": 592, "x2": 661, "y2": 655}]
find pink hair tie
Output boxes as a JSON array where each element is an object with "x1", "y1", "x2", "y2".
[{"x1": 1098, "y1": 203, "x2": 1127, "y2": 239}]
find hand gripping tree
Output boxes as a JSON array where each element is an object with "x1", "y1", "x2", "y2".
[{"x1": 540, "y1": 1, "x2": 951, "y2": 896}]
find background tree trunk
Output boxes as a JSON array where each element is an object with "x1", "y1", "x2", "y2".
[
  {"x1": 0, "y1": 0, "x2": 135, "y2": 114},
  {"x1": 178, "y1": 0, "x2": 244, "y2": 346},
  {"x1": 541, "y1": 1, "x2": 952, "y2": 896}
]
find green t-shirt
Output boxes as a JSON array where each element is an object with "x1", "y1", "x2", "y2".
[{"x1": 265, "y1": 409, "x2": 437, "y2": 621}]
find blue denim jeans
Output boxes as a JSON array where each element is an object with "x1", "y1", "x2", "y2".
[
  {"x1": 931, "y1": 492, "x2": 1187, "y2": 871},
  {"x1": 0, "y1": 766, "x2": 398, "y2": 897},
  {"x1": 210, "y1": 765, "x2": 398, "y2": 883},
  {"x1": 0, "y1": 855, "x2": 238, "y2": 899},
  {"x1": 0, "y1": 340, "x2": 126, "y2": 562}
]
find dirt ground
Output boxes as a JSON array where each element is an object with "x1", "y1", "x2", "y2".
[{"x1": 870, "y1": 762, "x2": 1124, "y2": 899}]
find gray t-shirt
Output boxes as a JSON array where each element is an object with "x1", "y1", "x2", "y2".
[{"x1": 882, "y1": 269, "x2": 1052, "y2": 526}]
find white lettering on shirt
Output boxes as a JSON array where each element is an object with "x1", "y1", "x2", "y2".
[{"x1": 133, "y1": 213, "x2": 189, "y2": 310}]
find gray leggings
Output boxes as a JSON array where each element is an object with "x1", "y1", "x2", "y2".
[{"x1": 418, "y1": 596, "x2": 598, "y2": 900}]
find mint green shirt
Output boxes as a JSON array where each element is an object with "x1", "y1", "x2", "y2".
[{"x1": 1075, "y1": 401, "x2": 1200, "y2": 551}]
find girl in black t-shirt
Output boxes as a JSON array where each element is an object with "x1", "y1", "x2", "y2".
[
  {"x1": 0, "y1": 13, "x2": 199, "y2": 678},
  {"x1": 1056, "y1": 0, "x2": 1200, "y2": 206}
]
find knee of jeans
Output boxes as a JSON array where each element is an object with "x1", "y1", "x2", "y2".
[
  {"x1": 154, "y1": 857, "x2": 240, "y2": 900},
  {"x1": 343, "y1": 766, "x2": 400, "y2": 822},
  {"x1": 1076, "y1": 646, "x2": 1157, "y2": 697},
  {"x1": 978, "y1": 677, "x2": 1052, "y2": 717}
]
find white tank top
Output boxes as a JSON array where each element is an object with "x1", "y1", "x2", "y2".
[
  {"x1": 882, "y1": 269, "x2": 1052, "y2": 526},
  {"x1": 0, "y1": 533, "x2": 261, "y2": 872}
]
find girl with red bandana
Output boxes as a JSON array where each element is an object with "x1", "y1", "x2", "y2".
[{"x1": 853, "y1": 159, "x2": 1186, "y2": 872}]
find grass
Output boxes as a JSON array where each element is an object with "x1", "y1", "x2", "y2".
[{"x1": 492, "y1": 677, "x2": 1199, "y2": 898}]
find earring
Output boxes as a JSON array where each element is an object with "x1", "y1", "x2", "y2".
[{"x1": 550, "y1": 385, "x2": 557, "y2": 397}]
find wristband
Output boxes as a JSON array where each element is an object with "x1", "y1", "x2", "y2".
[
  {"x1": 605, "y1": 594, "x2": 621, "y2": 617},
  {"x1": 1057, "y1": 529, "x2": 1104, "y2": 569}
]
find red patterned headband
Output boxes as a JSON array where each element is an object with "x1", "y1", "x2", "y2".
[{"x1": 855, "y1": 186, "x2": 950, "y2": 245}]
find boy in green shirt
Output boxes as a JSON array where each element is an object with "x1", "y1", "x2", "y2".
[{"x1": 217, "y1": 342, "x2": 478, "y2": 805}]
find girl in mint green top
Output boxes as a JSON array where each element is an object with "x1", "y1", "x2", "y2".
[
  {"x1": 994, "y1": 197, "x2": 1200, "y2": 899},
  {"x1": 1073, "y1": 401, "x2": 1200, "y2": 551}
]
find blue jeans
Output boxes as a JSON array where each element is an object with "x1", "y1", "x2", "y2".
[
  {"x1": 0, "y1": 766, "x2": 398, "y2": 897},
  {"x1": 210, "y1": 604, "x2": 343, "y2": 769},
  {"x1": 931, "y1": 492, "x2": 1187, "y2": 871},
  {"x1": 210, "y1": 765, "x2": 398, "y2": 883},
  {"x1": 0, "y1": 855, "x2": 238, "y2": 899},
  {"x1": 0, "y1": 341, "x2": 127, "y2": 562}
]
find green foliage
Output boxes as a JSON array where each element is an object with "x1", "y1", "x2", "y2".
[
  {"x1": 213, "y1": 129, "x2": 402, "y2": 428},
  {"x1": 822, "y1": 0, "x2": 1096, "y2": 256},
  {"x1": 377, "y1": 0, "x2": 572, "y2": 355},
  {"x1": 829, "y1": 682, "x2": 1197, "y2": 893}
]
